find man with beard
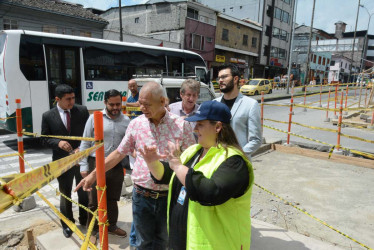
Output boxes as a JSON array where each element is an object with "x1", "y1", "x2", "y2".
[
  {"x1": 215, "y1": 64, "x2": 262, "y2": 160},
  {"x1": 169, "y1": 79, "x2": 200, "y2": 129},
  {"x1": 79, "y1": 89, "x2": 130, "y2": 244}
]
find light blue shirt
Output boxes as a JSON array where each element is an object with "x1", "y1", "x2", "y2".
[{"x1": 79, "y1": 109, "x2": 130, "y2": 172}]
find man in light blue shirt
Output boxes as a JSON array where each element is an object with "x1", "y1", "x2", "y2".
[
  {"x1": 215, "y1": 64, "x2": 262, "y2": 160},
  {"x1": 80, "y1": 89, "x2": 130, "y2": 244}
]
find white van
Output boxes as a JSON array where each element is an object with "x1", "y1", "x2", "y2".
[{"x1": 130, "y1": 77, "x2": 217, "y2": 104}]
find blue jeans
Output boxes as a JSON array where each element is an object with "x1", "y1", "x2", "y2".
[
  {"x1": 130, "y1": 223, "x2": 136, "y2": 246},
  {"x1": 132, "y1": 189, "x2": 168, "y2": 249}
]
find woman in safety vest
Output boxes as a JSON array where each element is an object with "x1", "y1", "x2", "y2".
[{"x1": 139, "y1": 100, "x2": 254, "y2": 250}]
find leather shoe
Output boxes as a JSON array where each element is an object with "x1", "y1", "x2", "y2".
[
  {"x1": 79, "y1": 218, "x2": 87, "y2": 226},
  {"x1": 63, "y1": 227, "x2": 73, "y2": 238},
  {"x1": 108, "y1": 227, "x2": 127, "y2": 238}
]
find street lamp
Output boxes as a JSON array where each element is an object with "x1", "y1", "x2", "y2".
[{"x1": 359, "y1": 4, "x2": 374, "y2": 71}]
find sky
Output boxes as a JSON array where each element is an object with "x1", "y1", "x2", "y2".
[{"x1": 69, "y1": 0, "x2": 374, "y2": 34}]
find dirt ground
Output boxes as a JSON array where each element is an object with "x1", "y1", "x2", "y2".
[{"x1": 250, "y1": 148, "x2": 374, "y2": 250}]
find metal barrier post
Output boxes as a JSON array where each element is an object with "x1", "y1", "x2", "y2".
[
  {"x1": 287, "y1": 92, "x2": 294, "y2": 144},
  {"x1": 15, "y1": 99, "x2": 25, "y2": 173},
  {"x1": 354, "y1": 83, "x2": 358, "y2": 99},
  {"x1": 261, "y1": 91, "x2": 264, "y2": 133},
  {"x1": 94, "y1": 111, "x2": 108, "y2": 250},
  {"x1": 324, "y1": 88, "x2": 331, "y2": 122},
  {"x1": 336, "y1": 92, "x2": 344, "y2": 151},
  {"x1": 364, "y1": 87, "x2": 368, "y2": 107},
  {"x1": 303, "y1": 85, "x2": 307, "y2": 112},
  {"x1": 344, "y1": 85, "x2": 349, "y2": 115},
  {"x1": 122, "y1": 96, "x2": 127, "y2": 115},
  {"x1": 334, "y1": 84, "x2": 338, "y2": 118}
]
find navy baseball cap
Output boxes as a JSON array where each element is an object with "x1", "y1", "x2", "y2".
[{"x1": 185, "y1": 101, "x2": 231, "y2": 124}]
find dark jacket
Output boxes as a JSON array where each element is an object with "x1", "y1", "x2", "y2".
[{"x1": 41, "y1": 104, "x2": 89, "y2": 161}]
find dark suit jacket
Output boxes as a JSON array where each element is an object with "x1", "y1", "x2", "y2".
[{"x1": 41, "y1": 104, "x2": 89, "y2": 161}]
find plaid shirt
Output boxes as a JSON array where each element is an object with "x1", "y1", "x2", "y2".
[{"x1": 117, "y1": 111, "x2": 195, "y2": 191}]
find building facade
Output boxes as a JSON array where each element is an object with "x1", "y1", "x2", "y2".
[
  {"x1": 291, "y1": 25, "x2": 334, "y2": 84},
  {"x1": 0, "y1": 0, "x2": 108, "y2": 38},
  {"x1": 212, "y1": 13, "x2": 261, "y2": 80},
  {"x1": 328, "y1": 55, "x2": 352, "y2": 83},
  {"x1": 101, "y1": 1, "x2": 217, "y2": 67},
  {"x1": 199, "y1": 0, "x2": 295, "y2": 78}
]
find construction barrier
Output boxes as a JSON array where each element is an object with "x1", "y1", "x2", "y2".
[
  {"x1": 0, "y1": 100, "x2": 110, "y2": 249},
  {"x1": 15, "y1": 99, "x2": 24, "y2": 173}
]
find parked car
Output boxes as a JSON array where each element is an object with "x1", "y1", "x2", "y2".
[
  {"x1": 131, "y1": 77, "x2": 216, "y2": 104},
  {"x1": 240, "y1": 78, "x2": 273, "y2": 96}
]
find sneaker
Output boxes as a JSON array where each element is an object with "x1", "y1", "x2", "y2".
[{"x1": 108, "y1": 227, "x2": 127, "y2": 238}]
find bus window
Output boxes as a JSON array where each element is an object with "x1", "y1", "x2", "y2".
[
  {"x1": 45, "y1": 46, "x2": 81, "y2": 107},
  {"x1": 84, "y1": 46, "x2": 127, "y2": 81},
  {"x1": 167, "y1": 56, "x2": 182, "y2": 76},
  {"x1": 19, "y1": 36, "x2": 46, "y2": 81}
]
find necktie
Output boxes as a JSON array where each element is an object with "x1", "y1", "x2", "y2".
[{"x1": 64, "y1": 110, "x2": 71, "y2": 133}]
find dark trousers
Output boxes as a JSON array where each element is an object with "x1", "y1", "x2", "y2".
[
  {"x1": 132, "y1": 189, "x2": 168, "y2": 249},
  {"x1": 87, "y1": 156, "x2": 124, "y2": 234},
  {"x1": 57, "y1": 165, "x2": 88, "y2": 229}
]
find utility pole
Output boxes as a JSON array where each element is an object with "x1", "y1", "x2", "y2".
[
  {"x1": 304, "y1": 0, "x2": 316, "y2": 87},
  {"x1": 286, "y1": 0, "x2": 298, "y2": 94},
  {"x1": 350, "y1": 0, "x2": 360, "y2": 82},
  {"x1": 119, "y1": 0, "x2": 123, "y2": 41}
]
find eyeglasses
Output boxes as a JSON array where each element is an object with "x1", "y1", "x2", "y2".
[{"x1": 216, "y1": 74, "x2": 231, "y2": 82}]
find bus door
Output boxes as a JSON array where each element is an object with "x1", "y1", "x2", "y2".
[{"x1": 45, "y1": 45, "x2": 82, "y2": 108}]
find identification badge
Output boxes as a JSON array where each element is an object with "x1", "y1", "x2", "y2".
[{"x1": 177, "y1": 186, "x2": 187, "y2": 205}]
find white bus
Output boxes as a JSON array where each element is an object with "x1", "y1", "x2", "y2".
[{"x1": 0, "y1": 30, "x2": 211, "y2": 134}]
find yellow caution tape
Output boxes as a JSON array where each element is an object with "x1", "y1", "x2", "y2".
[
  {"x1": 254, "y1": 183, "x2": 373, "y2": 250},
  {"x1": 340, "y1": 133, "x2": 374, "y2": 144},
  {"x1": 263, "y1": 124, "x2": 374, "y2": 159},
  {"x1": 0, "y1": 116, "x2": 16, "y2": 121},
  {"x1": 0, "y1": 152, "x2": 26, "y2": 159},
  {"x1": 23, "y1": 131, "x2": 95, "y2": 142},
  {"x1": 0, "y1": 143, "x2": 102, "y2": 213},
  {"x1": 36, "y1": 191, "x2": 98, "y2": 250},
  {"x1": 263, "y1": 103, "x2": 290, "y2": 107},
  {"x1": 264, "y1": 118, "x2": 339, "y2": 133},
  {"x1": 264, "y1": 118, "x2": 289, "y2": 124}
]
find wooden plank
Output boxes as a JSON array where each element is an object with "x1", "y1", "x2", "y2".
[{"x1": 272, "y1": 144, "x2": 374, "y2": 169}]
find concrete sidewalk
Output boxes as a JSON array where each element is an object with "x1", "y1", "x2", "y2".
[{"x1": 36, "y1": 202, "x2": 342, "y2": 250}]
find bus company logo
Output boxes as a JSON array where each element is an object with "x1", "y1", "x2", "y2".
[
  {"x1": 86, "y1": 82, "x2": 93, "y2": 89},
  {"x1": 87, "y1": 91, "x2": 127, "y2": 102}
]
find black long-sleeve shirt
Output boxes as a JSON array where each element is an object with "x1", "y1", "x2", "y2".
[{"x1": 152, "y1": 148, "x2": 249, "y2": 250}]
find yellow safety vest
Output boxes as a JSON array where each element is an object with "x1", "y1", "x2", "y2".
[{"x1": 167, "y1": 144, "x2": 254, "y2": 250}]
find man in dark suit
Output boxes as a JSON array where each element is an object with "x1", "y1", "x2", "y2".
[{"x1": 41, "y1": 84, "x2": 89, "y2": 238}]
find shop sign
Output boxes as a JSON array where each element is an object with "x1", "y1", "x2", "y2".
[{"x1": 216, "y1": 55, "x2": 225, "y2": 62}]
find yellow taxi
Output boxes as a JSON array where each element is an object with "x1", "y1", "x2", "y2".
[{"x1": 240, "y1": 78, "x2": 273, "y2": 96}]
